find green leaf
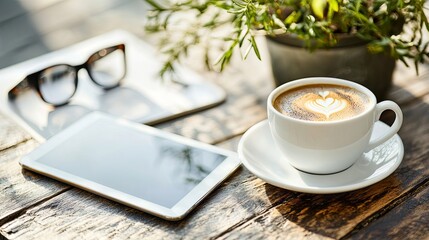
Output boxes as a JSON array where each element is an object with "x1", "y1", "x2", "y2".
[
  {"x1": 285, "y1": 11, "x2": 302, "y2": 25},
  {"x1": 327, "y1": 0, "x2": 338, "y2": 12},
  {"x1": 421, "y1": 10, "x2": 429, "y2": 31},
  {"x1": 144, "y1": 0, "x2": 166, "y2": 11},
  {"x1": 145, "y1": 0, "x2": 429, "y2": 78},
  {"x1": 243, "y1": 44, "x2": 253, "y2": 60},
  {"x1": 228, "y1": 8, "x2": 246, "y2": 14},
  {"x1": 250, "y1": 36, "x2": 261, "y2": 60},
  {"x1": 272, "y1": 14, "x2": 286, "y2": 29},
  {"x1": 311, "y1": 0, "x2": 327, "y2": 19},
  {"x1": 414, "y1": 61, "x2": 420, "y2": 75},
  {"x1": 327, "y1": 0, "x2": 339, "y2": 20},
  {"x1": 239, "y1": 31, "x2": 249, "y2": 47},
  {"x1": 232, "y1": 0, "x2": 247, "y2": 8}
]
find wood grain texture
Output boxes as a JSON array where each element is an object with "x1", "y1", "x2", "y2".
[
  {"x1": 0, "y1": 1, "x2": 29, "y2": 23},
  {"x1": 0, "y1": 71, "x2": 272, "y2": 238},
  {"x1": 389, "y1": 65, "x2": 429, "y2": 105},
  {"x1": 0, "y1": 0, "x2": 139, "y2": 68},
  {"x1": 2, "y1": 93, "x2": 429, "y2": 239},
  {"x1": 0, "y1": 5, "x2": 273, "y2": 238},
  {"x1": 157, "y1": 74, "x2": 270, "y2": 143},
  {"x1": 391, "y1": 63, "x2": 429, "y2": 91},
  {"x1": 0, "y1": 175, "x2": 286, "y2": 239},
  {"x1": 40, "y1": 0, "x2": 149, "y2": 50},
  {"x1": 218, "y1": 96, "x2": 429, "y2": 239},
  {"x1": 219, "y1": 178, "x2": 405, "y2": 240},
  {"x1": 0, "y1": 114, "x2": 31, "y2": 151},
  {"x1": 156, "y1": 36, "x2": 274, "y2": 143},
  {"x1": 0, "y1": 1, "x2": 428, "y2": 239},
  {"x1": 0, "y1": 135, "x2": 292, "y2": 240},
  {"x1": 16, "y1": 0, "x2": 65, "y2": 12},
  {"x1": 348, "y1": 182, "x2": 429, "y2": 240},
  {"x1": 0, "y1": 140, "x2": 69, "y2": 225}
]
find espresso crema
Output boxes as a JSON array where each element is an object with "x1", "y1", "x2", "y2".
[{"x1": 273, "y1": 84, "x2": 371, "y2": 121}]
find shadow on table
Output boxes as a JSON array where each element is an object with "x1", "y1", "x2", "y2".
[
  {"x1": 264, "y1": 175, "x2": 405, "y2": 237},
  {"x1": 9, "y1": 86, "x2": 167, "y2": 139},
  {"x1": 263, "y1": 85, "x2": 429, "y2": 238},
  {"x1": 0, "y1": 1, "x2": 51, "y2": 69}
]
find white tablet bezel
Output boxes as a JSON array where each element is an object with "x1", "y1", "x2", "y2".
[{"x1": 20, "y1": 112, "x2": 240, "y2": 220}]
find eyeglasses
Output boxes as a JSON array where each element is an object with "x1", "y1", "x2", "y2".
[{"x1": 8, "y1": 44, "x2": 126, "y2": 106}]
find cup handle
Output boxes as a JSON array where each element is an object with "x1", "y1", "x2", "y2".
[{"x1": 366, "y1": 100, "x2": 403, "y2": 151}]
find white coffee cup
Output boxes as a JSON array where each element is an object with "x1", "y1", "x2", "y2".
[{"x1": 267, "y1": 77, "x2": 403, "y2": 174}]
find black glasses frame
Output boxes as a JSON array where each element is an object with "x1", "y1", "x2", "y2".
[{"x1": 8, "y1": 44, "x2": 126, "y2": 106}]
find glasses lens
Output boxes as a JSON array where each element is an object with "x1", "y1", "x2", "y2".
[
  {"x1": 89, "y1": 49, "x2": 125, "y2": 88},
  {"x1": 38, "y1": 65, "x2": 76, "y2": 106}
]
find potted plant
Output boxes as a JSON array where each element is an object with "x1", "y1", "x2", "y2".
[{"x1": 144, "y1": 0, "x2": 428, "y2": 99}]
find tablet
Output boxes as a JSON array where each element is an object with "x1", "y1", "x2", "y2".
[
  {"x1": 20, "y1": 112, "x2": 240, "y2": 220},
  {"x1": 0, "y1": 30, "x2": 226, "y2": 142}
]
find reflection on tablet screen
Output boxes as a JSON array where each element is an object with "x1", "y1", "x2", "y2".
[{"x1": 36, "y1": 118, "x2": 226, "y2": 208}]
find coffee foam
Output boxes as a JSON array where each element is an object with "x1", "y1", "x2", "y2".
[{"x1": 273, "y1": 84, "x2": 370, "y2": 121}]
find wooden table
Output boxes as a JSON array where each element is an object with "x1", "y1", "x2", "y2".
[{"x1": 1, "y1": 1, "x2": 429, "y2": 239}]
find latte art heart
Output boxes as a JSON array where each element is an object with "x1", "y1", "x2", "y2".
[
  {"x1": 316, "y1": 97, "x2": 334, "y2": 107},
  {"x1": 305, "y1": 97, "x2": 347, "y2": 118},
  {"x1": 273, "y1": 84, "x2": 369, "y2": 121}
]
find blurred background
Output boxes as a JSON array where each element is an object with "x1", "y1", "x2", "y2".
[{"x1": 0, "y1": 0, "x2": 149, "y2": 69}]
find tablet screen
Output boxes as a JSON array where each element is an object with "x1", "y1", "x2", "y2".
[{"x1": 35, "y1": 117, "x2": 226, "y2": 208}]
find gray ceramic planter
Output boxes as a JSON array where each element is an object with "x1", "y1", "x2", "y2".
[{"x1": 266, "y1": 34, "x2": 396, "y2": 100}]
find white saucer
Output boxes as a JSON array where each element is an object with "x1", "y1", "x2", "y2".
[{"x1": 238, "y1": 120, "x2": 404, "y2": 194}]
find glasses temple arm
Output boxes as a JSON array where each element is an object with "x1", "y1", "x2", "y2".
[{"x1": 8, "y1": 79, "x2": 32, "y2": 100}]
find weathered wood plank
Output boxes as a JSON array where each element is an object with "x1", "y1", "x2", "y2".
[
  {"x1": 0, "y1": 135, "x2": 293, "y2": 240},
  {"x1": 0, "y1": 73, "x2": 270, "y2": 237},
  {"x1": 2, "y1": 87, "x2": 427, "y2": 239},
  {"x1": 157, "y1": 77, "x2": 269, "y2": 143},
  {"x1": 0, "y1": 41, "x2": 273, "y2": 236},
  {"x1": 0, "y1": 94, "x2": 268, "y2": 239},
  {"x1": 156, "y1": 37, "x2": 273, "y2": 142},
  {"x1": 40, "y1": 0, "x2": 149, "y2": 50},
  {"x1": 0, "y1": 114, "x2": 31, "y2": 151},
  {"x1": 0, "y1": 28, "x2": 271, "y2": 235},
  {"x1": 0, "y1": 0, "x2": 65, "y2": 23},
  {"x1": 0, "y1": 1, "x2": 28, "y2": 23},
  {"x1": 0, "y1": 41, "x2": 51, "y2": 70},
  {"x1": 388, "y1": 65, "x2": 429, "y2": 105},
  {"x1": 1, "y1": 59, "x2": 427, "y2": 239},
  {"x1": 0, "y1": 140, "x2": 70, "y2": 225},
  {"x1": 0, "y1": 2, "x2": 427, "y2": 239},
  {"x1": 0, "y1": 0, "x2": 134, "y2": 68},
  {"x1": 217, "y1": 96, "x2": 429, "y2": 239},
  {"x1": 348, "y1": 182, "x2": 429, "y2": 240},
  {"x1": 17, "y1": 0, "x2": 66, "y2": 12},
  {"x1": 389, "y1": 70, "x2": 429, "y2": 104},
  {"x1": 391, "y1": 62, "x2": 429, "y2": 90},
  {"x1": 0, "y1": 0, "x2": 146, "y2": 68},
  {"x1": 0, "y1": 174, "x2": 287, "y2": 240}
]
